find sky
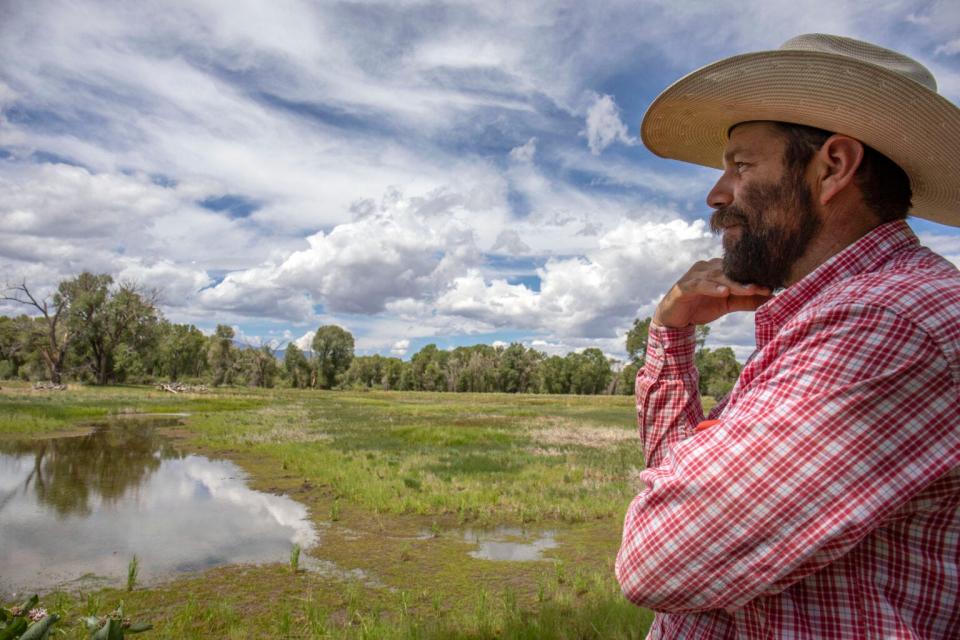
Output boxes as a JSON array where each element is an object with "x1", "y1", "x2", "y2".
[{"x1": 1, "y1": 0, "x2": 958, "y2": 362}]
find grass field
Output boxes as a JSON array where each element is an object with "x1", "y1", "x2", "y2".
[{"x1": 0, "y1": 382, "x2": 658, "y2": 638}]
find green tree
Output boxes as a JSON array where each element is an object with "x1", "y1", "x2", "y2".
[
  {"x1": 158, "y1": 322, "x2": 208, "y2": 381},
  {"x1": 0, "y1": 315, "x2": 31, "y2": 379},
  {"x1": 409, "y1": 344, "x2": 448, "y2": 391},
  {"x1": 497, "y1": 343, "x2": 543, "y2": 393},
  {"x1": 312, "y1": 325, "x2": 355, "y2": 389},
  {"x1": 625, "y1": 317, "x2": 651, "y2": 367},
  {"x1": 538, "y1": 355, "x2": 569, "y2": 394},
  {"x1": 283, "y1": 343, "x2": 311, "y2": 388},
  {"x1": 1, "y1": 282, "x2": 73, "y2": 383},
  {"x1": 243, "y1": 345, "x2": 279, "y2": 388},
  {"x1": 696, "y1": 346, "x2": 742, "y2": 398},
  {"x1": 567, "y1": 348, "x2": 611, "y2": 395},
  {"x1": 618, "y1": 361, "x2": 640, "y2": 396},
  {"x1": 60, "y1": 273, "x2": 159, "y2": 385},
  {"x1": 208, "y1": 325, "x2": 237, "y2": 386}
]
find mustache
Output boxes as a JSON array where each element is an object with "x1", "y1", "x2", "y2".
[{"x1": 710, "y1": 206, "x2": 748, "y2": 235}]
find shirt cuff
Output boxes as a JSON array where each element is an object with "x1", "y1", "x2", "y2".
[{"x1": 644, "y1": 323, "x2": 697, "y2": 378}]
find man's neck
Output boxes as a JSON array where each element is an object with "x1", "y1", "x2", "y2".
[{"x1": 785, "y1": 206, "x2": 883, "y2": 287}]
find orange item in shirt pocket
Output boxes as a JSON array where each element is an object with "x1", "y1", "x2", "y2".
[{"x1": 694, "y1": 419, "x2": 722, "y2": 433}]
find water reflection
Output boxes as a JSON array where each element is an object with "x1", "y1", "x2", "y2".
[
  {"x1": 0, "y1": 418, "x2": 179, "y2": 518},
  {"x1": 0, "y1": 418, "x2": 316, "y2": 598},
  {"x1": 464, "y1": 527, "x2": 558, "y2": 561}
]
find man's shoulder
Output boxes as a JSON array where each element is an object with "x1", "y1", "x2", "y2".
[
  {"x1": 800, "y1": 243, "x2": 960, "y2": 371},
  {"x1": 822, "y1": 243, "x2": 960, "y2": 311}
]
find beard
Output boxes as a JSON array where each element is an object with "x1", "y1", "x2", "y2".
[{"x1": 709, "y1": 168, "x2": 820, "y2": 290}]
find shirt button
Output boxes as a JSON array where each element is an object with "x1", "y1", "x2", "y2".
[{"x1": 655, "y1": 344, "x2": 665, "y2": 356}]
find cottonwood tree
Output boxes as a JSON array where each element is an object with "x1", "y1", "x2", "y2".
[
  {"x1": 0, "y1": 315, "x2": 33, "y2": 379},
  {"x1": 1, "y1": 281, "x2": 73, "y2": 383},
  {"x1": 208, "y1": 324, "x2": 237, "y2": 386},
  {"x1": 157, "y1": 321, "x2": 208, "y2": 380},
  {"x1": 312, "y1": 325, "x2": 354, "y2": 389},
  {"x1": 62, "y1": 273, "x2": 160, "y2": 385},
  {"x1": 283, "y1": 342, "x2": 311, "y2": 388},
  {"x1": 242, "y1": 344, "x2": 279, "y2": 388}
]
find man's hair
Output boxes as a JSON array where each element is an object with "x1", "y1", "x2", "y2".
[{"x1": 772, "y1": 122, "x2": 912, "y2": 223}]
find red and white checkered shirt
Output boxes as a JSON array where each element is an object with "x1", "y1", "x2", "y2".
[{"x1": 616, "y1": 220, "x2": 960, "y2": 639}]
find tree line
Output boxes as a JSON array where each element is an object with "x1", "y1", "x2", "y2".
[{"x1": 1, "y1": 272, "x2": 742, "y2": 397}]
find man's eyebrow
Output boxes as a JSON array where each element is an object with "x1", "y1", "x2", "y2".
[{"x1": 722, "y1": 146, "x2": 745, "y2": 164}]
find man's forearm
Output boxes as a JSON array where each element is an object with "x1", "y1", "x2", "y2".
[{"x1": 635, "y1": 323, "x2": 704, "y2": 469}]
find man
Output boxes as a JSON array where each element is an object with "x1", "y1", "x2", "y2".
[{"x1": 615, "y1": 34, "x2": 960, "y2": 639}]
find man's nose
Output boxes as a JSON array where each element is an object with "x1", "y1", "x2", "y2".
[{"x1": 707, "y1": 175, "x2": 734, "y2": 209}]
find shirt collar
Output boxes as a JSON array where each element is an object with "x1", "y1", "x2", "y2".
[{"x1": 754, "y1": 220, "x2": 919, "y2": 348}]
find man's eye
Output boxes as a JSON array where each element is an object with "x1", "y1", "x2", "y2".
[{"x1": 734, "y1": 162, "x2": 748, "y2": 173}]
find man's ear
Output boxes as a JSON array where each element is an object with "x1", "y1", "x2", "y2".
[{"x1": 815, "y1": 135, "x2": 864, "y2": 206}]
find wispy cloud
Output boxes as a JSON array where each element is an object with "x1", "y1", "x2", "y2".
[{"x1": 582, "y1": 94, "x2": 636, "y2": 155}]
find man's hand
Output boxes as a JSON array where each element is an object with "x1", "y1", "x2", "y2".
[{"x1": 653, "y1": 258, "x2": 772, "y2": 329}]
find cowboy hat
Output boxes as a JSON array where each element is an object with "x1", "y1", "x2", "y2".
[{"x1": 641, "y1": 33, "x2": 960, "y2": 227}]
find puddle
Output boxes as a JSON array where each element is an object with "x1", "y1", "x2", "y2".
[
  {"x1": 0, "y1": 417, "x2": 317, "y2": 599},
  {"x1": 462, "y1": 527, "x2": 559, "y2": 562}
]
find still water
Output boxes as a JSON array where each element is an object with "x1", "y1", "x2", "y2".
[
  {"x1": 464, "y1": 527, "x2": 558, "y2": 561},
  {"x1": 0, "y1": 417, "x2": 316, "y2": 598}
]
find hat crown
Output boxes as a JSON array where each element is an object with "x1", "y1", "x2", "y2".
[{"x1": 780, "y1": 33, "x2": 937, "y2": 92}]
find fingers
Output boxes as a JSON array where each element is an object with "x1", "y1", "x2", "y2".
[
  {"x1": 655, "y1": 258, "x2": 772, "y2": 327},
  {"x1": 677, "y1": 261, "x2": 770, "y2": 298}
]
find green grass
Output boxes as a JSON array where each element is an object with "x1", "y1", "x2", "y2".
[{"x1": 0, "y1": 385, "x2": 657, "y2": 638}]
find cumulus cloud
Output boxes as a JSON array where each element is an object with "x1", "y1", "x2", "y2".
[
  {"x1": 437, "y1": 219, "x2": 718, "y2": 337},
  {"x1": 197, "y1": 264, "x2": 316, "y2": 322},
  {"x1": 196, "y1": 186, "x2": 500, "y2": 319},
  {"x1": 582, "y1": 94, "x2": 636, "y2": 155},
  {"x1": 391, "y1": 339, "x2": 410, "y2": 356}
]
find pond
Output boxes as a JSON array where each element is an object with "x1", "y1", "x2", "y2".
[{"x1": 0, "y1": 416, "x2": 317, "y2": 599}]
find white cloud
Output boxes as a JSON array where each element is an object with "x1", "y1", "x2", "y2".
[
  {"x1": 935, "y1": 39, "x2": 960, "y2": 56},
  {"x1": 197, "y1": 264, "x2": 316, "y2": 322},
  {"x1": 509, "y1": 137, "x2": 538, "y2": 163},
  {"x1": 390, "y1": 339, "x2": 410, "y2": 356},
  {"x1": 918, "y1": 232, "x2": 960, "y2": 268},
  {"x1": 437, "y1": 218, "x2": 718, "y2": 337},
  {"x1": 582, "y1": 93, "x2": 636, "y2": 155},
  {"x1": 490, "y1": 230, "x2": 531, "y2": 255},
  {"x1": 196, "y1": 185, "x2": 507, "y2": 319}
]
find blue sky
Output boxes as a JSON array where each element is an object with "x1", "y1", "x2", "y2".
[{"x1": 1, "y1": 0, "x2": 958, "y2": 361}]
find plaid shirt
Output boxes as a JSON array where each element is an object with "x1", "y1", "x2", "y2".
[{"x1": 616, "y1": 221, "x2": 960, "y2": 639}]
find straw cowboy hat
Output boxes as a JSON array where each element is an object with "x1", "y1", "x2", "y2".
[{"x1": 641, "y1": 33, "x2": 960, "y2": 227}]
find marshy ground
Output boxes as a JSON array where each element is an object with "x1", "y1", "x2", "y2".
[{"x1": 0, "y1": 382, "x2": 658, "y2": 638}]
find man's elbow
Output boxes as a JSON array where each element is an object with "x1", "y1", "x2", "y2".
[{"x1": 615, "y1": 552, "x2": 734, "y2": 613}]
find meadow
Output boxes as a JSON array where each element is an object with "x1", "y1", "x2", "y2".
[{"x1": 0, "y1": 382, "x2": 661, "y2": 638}]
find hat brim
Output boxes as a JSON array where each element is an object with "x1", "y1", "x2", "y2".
[{"x1": 641, "y1": 49, "x2": 960, "y2": 227}]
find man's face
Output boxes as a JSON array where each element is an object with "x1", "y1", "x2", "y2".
[{"x1": 708, "y1": 123, "x2": 821, "y2": 290}]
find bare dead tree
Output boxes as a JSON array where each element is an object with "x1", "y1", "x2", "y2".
[{"x1": 1, "y1": 282, "x2": 71, "y2": 383}]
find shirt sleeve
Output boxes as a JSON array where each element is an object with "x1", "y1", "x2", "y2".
[
  {"x1": 635, "y1": 323, "x2": 704, "y2": 469},
  {"x1": 616, "y1": 304, "x2": 960, "y2": 614}
]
